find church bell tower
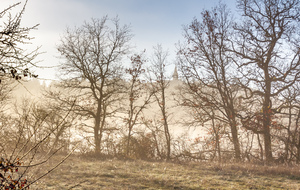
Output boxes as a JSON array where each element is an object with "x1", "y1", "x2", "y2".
[{"x1": 172, "y1": 66, "x2": 178, "y2": 80}]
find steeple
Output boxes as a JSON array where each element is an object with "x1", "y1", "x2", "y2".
[{"x1": 172, "y1": 66, "x2": 178, "y2": 80}]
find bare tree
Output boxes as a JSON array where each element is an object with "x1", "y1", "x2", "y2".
[
  {"x1": 0, "y1": 0, "x2": 39, "y2": 82},
  {"x1": 0, "y1": 1, "x2": 79, "y2": 189},
  {"x1": 15, "y1": 99, "x2": 75, "y2": 153},
  {"x1": 177, "y1": 3, "x2": 241, "y2": 161},
  {"x1": 0, "y1": 0, "x2": 39, "y2": 116},
  {"x1": 148, "y1": 45, "x2": 172, "y2": 160},
  {"x1": 1, "y1": 101, "x2": 76, "y2": 189},
  {"x1": 124, "y1": 53, "x2": 154, "y2": 156},
  {"x1": 271, "y1": 84, "x2": 300, "y2": 163},
  {"x1": 231, "y1": 0, "x2": 300, "y2": 163},
  {"x1": 178, "y1": 81, "x2": 227, "y2": 162},
  {"x1": 51, "y1": 16, "x2": 132, "y2": 154}
]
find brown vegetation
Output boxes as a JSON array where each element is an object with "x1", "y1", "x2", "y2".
[{"x1": 33, "y1": 155, "x2": 300, "y2": 189}]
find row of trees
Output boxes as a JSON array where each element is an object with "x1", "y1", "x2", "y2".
[
  {"x1": 45, "y1": 15, "x2": 174, "y2": 159},
  {"x1": 41, "y1": 0, "x2": 300, "y2": 164},
  {"x1": 177, "y1": 0, "x2": 300, "y2": 163},
  {"x1": 2, "y1": 0, "x2": 300, "y2": 168}
]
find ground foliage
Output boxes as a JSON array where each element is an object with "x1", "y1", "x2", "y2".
[
  {"x1": 32, "y1": 155, "x2": 300, "y2": 189},
  {"x1": 0, "y1": 157, "x2": 28, "y2": 190}
]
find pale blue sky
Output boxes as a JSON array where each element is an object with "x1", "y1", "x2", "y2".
[{"x1": 2, "y1": 0, "x2": 237, "y2": 82}]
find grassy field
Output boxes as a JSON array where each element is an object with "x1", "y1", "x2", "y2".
[{"x1": 30, "y1": 155, "x2": 300, "y2": 190}]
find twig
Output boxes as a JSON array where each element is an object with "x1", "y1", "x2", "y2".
[{"x1": 23, "y1": 142, "x2": 79, "y2": 188}]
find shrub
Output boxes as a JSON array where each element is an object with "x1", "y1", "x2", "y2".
[
  {"x1": 119, "y1": 133, "x2": 156, "y2": 160},
  {"x1": 0, "y1": 157, "x2": 28, "y2": 189}
]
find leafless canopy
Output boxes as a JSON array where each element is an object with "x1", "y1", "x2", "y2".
[
  {"x1": 0, "y1": 0, "x2": 39, "y2": 82},
  {"x1": 55, "y1": 16, "x2": 132, "y2": 153}
]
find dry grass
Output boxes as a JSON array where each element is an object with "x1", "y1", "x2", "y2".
[{"x1": 29, "y1": 155, "x2": 300, "y2": 189}]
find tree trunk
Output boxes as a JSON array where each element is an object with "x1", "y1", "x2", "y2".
[
  {"x1": 257, "y1": 133, "x2": 264, "y2": 160},
  {"x1": 94, "y1": 101, "x2": 102, "y2": 154},
  {"x1": 226, "y1": 105, "x2": 241, "y2": 161},
  {"x1": 161, "y1": 88, "x2": 171, "y2": 161},
  {"x1": 164, "y1": 121, "x2": 171, "y2": 160},
  {"x1": 297, "y1": 132, "x2": 300, "y2": 164},
  {"x1": 230, "y1": 119, "x2": 241, "y2": 161},
  {"x1": 263, "y1": 127, "x2": 272, "y2": 163},
  {"x1": 223, "y1": 91, "x2": 241, "y2": 161},
  {"x1": 126, "y1": 125, "x2": 132, "y2": 156},
  {"x1": 94, "y1": 123, "x2": 101, "y2": 154},
  {"x1": 285, "y1": 105, "x2": 292, "y2": 162},
  {"x1": 263, "y1": 80, "x2": 273, "y2": 163},
  {"x1": 212, "y1": 117, "x2": 221, "y2": 163}
]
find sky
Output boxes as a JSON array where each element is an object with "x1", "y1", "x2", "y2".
[{"x1": 2, "y1": 0, "x2": 237, "y2": 83}]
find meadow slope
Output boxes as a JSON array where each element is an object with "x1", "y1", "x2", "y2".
[{"x1": 30, "y1": 155, "x2": 300, "y2": 190}]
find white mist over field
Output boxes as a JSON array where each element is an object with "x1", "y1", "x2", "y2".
[{"x1": 9, "y1": 76, "x2": 205, "y2": 149}]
